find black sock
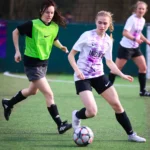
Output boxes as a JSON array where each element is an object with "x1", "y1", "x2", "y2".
[
  {"x1": 109, "y1": 73, "x2": 116, "y2": 84},
  {"x1": 47, "y1": 104, "x2": 62, "y2": 127},
  {"x1": 115, "y1": 111, "x2": 133, "y2": 135},
  {"x1": 7, "y1": 90, "x2": 26, "y2": 107},
  {"x1": 138, "y1": 73, "x2": 146, "y2": 92},
  {"x1": 76, "y1": 108, "x2": 87, "y2": 119}
]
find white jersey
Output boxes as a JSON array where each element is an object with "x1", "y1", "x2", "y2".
[
  {"x1": 72, "y1": 29, "x2": 112, "y2": 81},
  {"x1": 120, "y1": 14, "x2": 145, "y2": 48}
]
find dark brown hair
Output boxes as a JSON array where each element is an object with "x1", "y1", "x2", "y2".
[{"x1": 40, "y1": 0, "x2": 66, "y2": 27}]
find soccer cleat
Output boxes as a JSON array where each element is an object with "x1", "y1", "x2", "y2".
[
  {"x1": 140, "y1": 90, "x2": 150, "y2": 97},
  {"x1": 58, "y1": 120, "x2": 72, "y2": 134},
  {"x1": 72, "y1": 110, "x2": 81, "y2": 130},
  {"x1": 128, "y1": 132, "x2": 146, "y2": 142},
  {"x1": 2, "y1": 99, "x2": 13, "y2": 121}
]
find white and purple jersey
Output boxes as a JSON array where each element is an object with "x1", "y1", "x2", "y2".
[
  {"x1": 120, "y1": 14, "x2": 145, "y2": 48},
  {"x1": 72, "y1": 29, "x2": 112, "y2": 81}
]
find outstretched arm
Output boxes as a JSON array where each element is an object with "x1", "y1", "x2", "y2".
[
  {"x1": 53, "y1": 40, "x2": 69, "y2": 53},
  {"x1": 106, "y1": 59, "x2": 133, "y2": 82},
  {"x1": 12, "y1": 28, "x2": 22, "y2": 63}
]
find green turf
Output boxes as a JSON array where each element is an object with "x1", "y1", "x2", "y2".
[{"x1": 0, "y1": 73, "x2": 150, "y2": 150}]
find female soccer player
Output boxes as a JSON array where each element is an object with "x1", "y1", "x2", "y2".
[
  {"x1": 109, "y1": 1, "x2": 150, "y2": 96},
  {"x1": 2, "y1": 0, "x2": 72, "y2": 134},
  {"x1": 68, "y1": 10, "x2": 146, "y2": 142}
]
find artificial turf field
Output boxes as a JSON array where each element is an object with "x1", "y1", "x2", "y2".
[{"x1": 0, "y1": 73, "x2": 150, "y2": 150}]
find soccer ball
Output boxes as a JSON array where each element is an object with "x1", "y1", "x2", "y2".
[{"x1": 73, "y1": 126, "x2": 94, "y2": 146}]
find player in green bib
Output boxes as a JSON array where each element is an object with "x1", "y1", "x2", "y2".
[{"x1": 2, "y1": 0, "x2": 72, "y2": 134}]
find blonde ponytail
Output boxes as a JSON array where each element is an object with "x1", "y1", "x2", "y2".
[{"x1": 109, "y1": 23, "x2": 114, "y2": 39}]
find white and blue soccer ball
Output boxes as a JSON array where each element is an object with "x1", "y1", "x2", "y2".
[{"x1": 73, "y1": 126, "x2": 94, "y2": 146}]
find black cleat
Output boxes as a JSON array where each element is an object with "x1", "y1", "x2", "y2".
[
  {"x1": 140, "y1": 90, "x2": 150, "y2": 97},
  {"x1": 2, "y1": 99, "x2": 13, "y2": 121},
  {"x1": 58, "y1": 120, "x2": 72, "y2": 134}
]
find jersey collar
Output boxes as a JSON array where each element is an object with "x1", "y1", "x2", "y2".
[{"x1": 39, "y1": 18, "x2": 52, "y2": 26}]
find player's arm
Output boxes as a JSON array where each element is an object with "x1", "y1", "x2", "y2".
[
  {"x1": 122, "y1": 16, "x2": 143, "y2": 44},
  {"x1": 53, "y1": 40, "x2": 69, "y2": 53},
  {"x1": 140, "y1": 33, "x2": 150, "y2": 45},
  {"x1": 106, "y1": 59, "x2": 133, "y2": 82},
  {"x1": 12, "y1": 21, "x2": 32, "y2": 63},
  {"x1": 68, "y1": 31, "x2": 87, "y2": 80},
  {"x1": 123, "y1": 29, "x2": 135, "y2": 40},
  {"x1": 123, "y1": 30, "x2": 143, "y2": 44},
  {"x1": 12, "y1": 28, "x2": 22, "y2": 63},
  {"x1": 122, "y1": 17, "x2": 136, "y2": 41},
  {"x1": 68, "y1": 49, "x2": 85, "y2": 80}
]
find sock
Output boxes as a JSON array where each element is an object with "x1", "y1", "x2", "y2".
[
  {"x1": 109, "y1": 73, "x2": 116, "y2": 84},
  {"x1": 76, "y1": 108, "x2": 87, "y2": 119},
  {"x1": 7, "y1": 90, "x2": 26, "y2": 107},
  {"x1": 138, "y1": 73, "x2": 146, "y2": 92},
  {"x1": 47, "y1": 104, "x2": 62, "y2": 127},
  {"x1": 115, "y1": 111, "x2": 133, "y2": 135}
]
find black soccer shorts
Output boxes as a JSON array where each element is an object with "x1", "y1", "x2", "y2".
[
  {"x1": 117, "y1": 44, "x2": 143, "y2": 60},
  {"x1": 75, "y1": 75, "x2": 112, "y2": 95}
]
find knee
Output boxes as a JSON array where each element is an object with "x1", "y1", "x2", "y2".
[
  {"x1": 139, "y1": 66, "x2": 147, "y2": 73},
  {"x1": 45, "y1": 92, "x2": 54, "y2": 100},
  {"x1": 112, "y1": 103, "x2": 123, "y2": 113},
  {"x1": 117, "y1": 66, "x2": 123, "y2": 70},
  {"x1": 87, "y1": 107, "x2": 98, "y2": 117},
  {"x1": 30, "y1": 90, "x2": 38, "y2": 95}
]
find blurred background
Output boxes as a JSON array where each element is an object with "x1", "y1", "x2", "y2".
[
  {"x1": 0, "y1": 0, "x2": 150, "y2": 23},
  {"x1": 0, "y1": 0, "x2": 150, "y2": 77}
]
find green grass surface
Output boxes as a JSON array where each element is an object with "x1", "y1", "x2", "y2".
[{"x1": 0, "y1": 73, "x2": 150, "y2": 150}]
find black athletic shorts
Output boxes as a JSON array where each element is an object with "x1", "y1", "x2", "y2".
[
  {"x1": 75, "y1": 75, "x2": 112, "y2": 95},
  {"x1": 117, "y1": 44, "x2": 143, "y2": 60}
]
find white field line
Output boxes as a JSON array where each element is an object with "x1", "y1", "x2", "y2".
[
  {"x1": 3, "y1": 71, "x2": 147, "y2": 88},
  {"x1": 3, "y1": 71, "x2": 74, "y2": 83}
]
